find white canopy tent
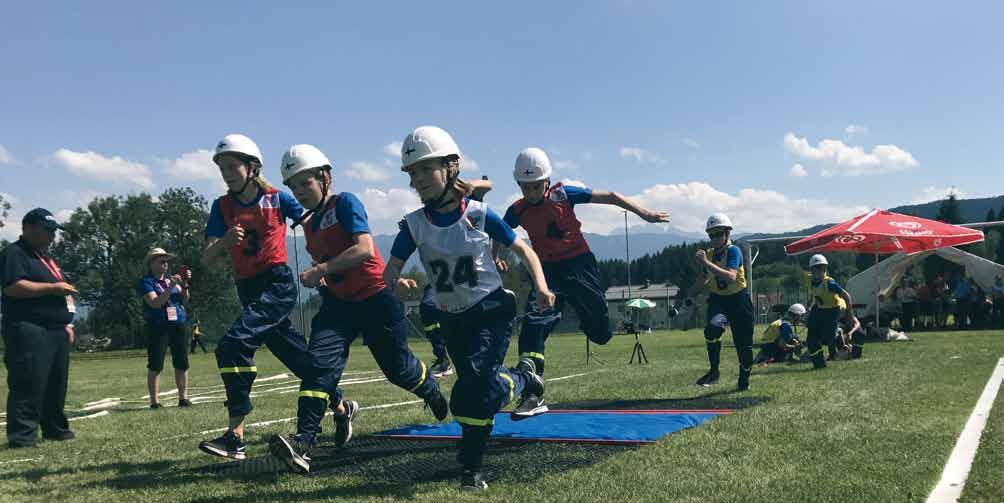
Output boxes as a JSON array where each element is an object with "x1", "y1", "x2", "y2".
[{"x1": 845, "y1": 247, "x2": 1004, "y2": 318}]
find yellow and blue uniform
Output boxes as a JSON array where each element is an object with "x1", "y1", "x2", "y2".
[
  {"x1": 807, "y1": 275, "x2": 844, "y2": 368},
  {"x1": 702, "y1": 244, "x2": 755, "y2": 380},
  {"x1": 755, "y1": 318, "x2": 799, "y2": 363}
]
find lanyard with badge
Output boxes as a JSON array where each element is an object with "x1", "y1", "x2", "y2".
[
  {"x1": 154, "y1": 277, "x2": 181, "y2": 322},
  {"x1": 36, "y1": 252, "x2": 75, "y2": 314}
]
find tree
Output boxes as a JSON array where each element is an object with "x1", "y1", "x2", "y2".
[
  {"x1": 52, "y1": 189, "x2": 239, "y2": 349},
  {"x1": 936, "y1": 194, "x2": 963, "y2": 224},
  {"x1": 0, "y1": 193, "x2": 10, "y2": 247}
]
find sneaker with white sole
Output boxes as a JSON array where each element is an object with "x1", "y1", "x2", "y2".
[
  {"x1": 269, "y1": 433, "x2": 312, "y2": 473},
  {"x1": 511, "y1": 357, "x2": 547, "y2": 421},
  {"x1": 333, "y1": 399, "x2": 359, "y2": 448},
  {"x1": 430, "y1": 357, "x2": 454, "y2": 378},
  {"x1": 198, "y1": 430, "x2": 246, "y2": 460},
  {"x1": 460, "y1": 469, "x2": 488, "y2": 491},
  {"x1": 695, "y1": 370, "x2": 720, "y2": 387}
]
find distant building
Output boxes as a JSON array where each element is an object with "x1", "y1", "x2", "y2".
[{"x1": 605, "y1": 281, "x2": 682, "y2": 331}]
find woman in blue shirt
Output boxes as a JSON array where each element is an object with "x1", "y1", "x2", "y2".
[{"x1": 137, "y1": 248, "x2": 192, "y2": 409}]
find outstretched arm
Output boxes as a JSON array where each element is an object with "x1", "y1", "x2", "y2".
[{"x1": 590, "y1": 190, "x2": 669, "y2": 223}]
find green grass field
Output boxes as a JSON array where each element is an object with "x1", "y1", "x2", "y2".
[{"x1": 2, "y1": 328, "x2": 1003, "y2": 503}]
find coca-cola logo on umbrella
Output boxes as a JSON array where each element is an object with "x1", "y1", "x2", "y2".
[
  {"x1": 889, "y1": 221, "x2": 923, "y2": 230},
  {"x1": 836, "y1": 233, "x2": 866, "y2": 244}
]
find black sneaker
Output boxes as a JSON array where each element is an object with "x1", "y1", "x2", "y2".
[
  {"x1": 511, "y1": 358, "x2": 547, "y2": 421},
  {"x1": 333, "y1": 400, "x2": 359, "y2": 448},
  {"x1": 695, "y1": 370, "x2": 720, "y2": 387},
  {"x1": 42, "y1": 430, "x2": 75, "y2": 441},
  {"x1": 460, "y1": 469, "x2": 488, "y2": 491},
  {"x1": 150, "y1": 403, "x2": 163, "y2": 410},
  {"x1": 430, "y1": 357, "x2": 454, "y2": 378},
  {"x1": 198, "y1": 430, "x2": 247, "y2": 460},
  {"x1": 178, "y1": 399, "x2": 193, "y2": 408},
  {"x1": 269, "y1": 433, "x2": 312, "y2": 474},
  {"x1": 512, "y1": 394, "x2": 548, "y2": 421},
  {"x1": 738, "y1": 368, "x2": 751, "y2": 392},
  {"x1": 425, "y1": 390, "x2": 450, "y2": 421}
]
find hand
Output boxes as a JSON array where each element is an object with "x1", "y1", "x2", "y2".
[
  {"x1": 65, "y1": 325, "x2": 75, "y2": 345},
  {"x1": 535, "y1": 289, "x2": 557, "y2": 310},
  {"x1": 52, "y1": 282, "x2": 78, "y2": 296},
  {"x1": 454, "y1": 178, "x2": 475, "y2": 197},
  {"x1": 182, "y1": 268, "x2": 193, "y2": 282},
  {"x1": 695, "y1": 249, "x2": 708, "y2": 265},
  {"x1": 394, "y1": 278, "x2": 418, "y2": 300},
  {"x1": 640, "y1": 210, "x2": 670, "y2": 223},
  {"x1": 299, "y1": 263, "x2": 328, "y2": 288},
  {"x1": 224, "y1": 225, "x2": 245, "y2": 247},
  {"x1": 494, "y1": 257, "x2": 508, "y2": 273}
]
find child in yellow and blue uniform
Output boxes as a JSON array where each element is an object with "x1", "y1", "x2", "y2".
[
  {"x1": 806, "y1": 254, "x2": 857, "y2": 369},
  {"x1": 694, "y1": 213, "x2": 755, "y2": 391},
  {"x1": 754, "y1": 303, "x2": 805, "y2": 364}
]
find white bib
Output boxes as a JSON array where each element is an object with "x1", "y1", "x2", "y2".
[{"x1": 405, "y1": 200, "x2": 503, "y2": 313}]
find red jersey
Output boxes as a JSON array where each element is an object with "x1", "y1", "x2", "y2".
[
  {"x1": 510, "y1": 183, "x2": 591, "y2": 263},
  {"x1": 215, "y1": 188, "x2": 293, "y2": 280},
  {"x1": 303, "y1": 194, "x2": 386, "y2": 302}
]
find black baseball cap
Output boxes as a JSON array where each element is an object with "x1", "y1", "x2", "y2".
[{"x1": 22, "y1": 208, "x2": 65, "y2": 231}]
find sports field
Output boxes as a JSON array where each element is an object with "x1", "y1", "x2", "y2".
[{"x1": 1, "y1": 328, "x2": 1002, "y2": 503}]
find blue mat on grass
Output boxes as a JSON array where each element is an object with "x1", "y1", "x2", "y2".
[{"x1": 374, "y1": 409, "x2": 732, "y2": 445}]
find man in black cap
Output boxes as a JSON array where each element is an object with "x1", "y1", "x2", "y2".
[{"x1": 1, "y1": 208, "x2": 78, "y2": 448}]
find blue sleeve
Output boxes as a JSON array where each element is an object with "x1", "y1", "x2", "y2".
[
  {"x1": 726, "y1": 246, "x2": 743, "y2": 270},
  {"x1": 136, "y1": 277, "x2": 155, "y2": 297},
  {"x1": 827, "y1": 279, "x2": 842, "y2": 293},
  {"x1": 503, "y1": 205, "x2": 519, "y2": 229},
  {"x1": 204, "y1": 199, "x2": 226, "y2": 239},
  {"x1": 564, "y1": 185, "x2": 593, "y2": 206},
  {"x1": 390, "y1": 221, "x2": 417, "y2": 261},
  {"x1": 485, "y1": 208, "x2": 516, "y2": 247},
  {"x1": 279, "y1": 191, "x2": 305, "y2": 222},
  {"x1": 335, "y1": 193, "x2": 371, "y2": 235}
]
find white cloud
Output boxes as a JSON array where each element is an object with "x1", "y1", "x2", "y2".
[
  {"x1": 569, "y1": 181, "x2": 866, "y2": 235},
  {"x1": 0, "y1": 144, "x2": 13, "y2": 164},
  {"x1": 344, "y1": 161, "x2": 391, "y2": 182},
  {"x1": 383, "y1": 141, "x2": 402, "y2": 158},
  {"x1": 51, "y1": 148, "x2": 154, "y2": 189},
  {"x1": 911, "y1": 186, "x2": 965, "y2": 204},
  {"x1": 783, "y1": 132, "x2": 918, "y2": 176},
  {"x1": 789, "y1": 163, "x2": 808, "y2": 177},
  {"x1": 844, "y1": 124, "x2": 869, "y2": 137},
  {"x1": 356, "y1": 187, "x2": 422, "y2": 234},
  {"x1": 460, "y1": 152, "x2": 480, "y2": 172},
  {"x1": 683, "y1": 138, "x2": 701, "y2": 149},
  {"x1": 554, "y1": 159, "x2": 579, "y2": 171},
  {"x1": 162, "y1": 149, "x2": 216, "y2": 180},
  {"x1": 619, "y1": 146, "x2": 663, "y2": 164}
]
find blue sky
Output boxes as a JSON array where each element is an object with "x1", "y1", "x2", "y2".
[{"x1": 2, "y1": 1, "x2": 1002, "y2": 240}]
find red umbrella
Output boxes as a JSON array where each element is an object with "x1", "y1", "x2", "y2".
[
  {"x1": 785, "y1": 209, "x2": 984, "y2": 256},
  {"x1": 784, "y1": 209, "x2": 984, "y2": 325}
]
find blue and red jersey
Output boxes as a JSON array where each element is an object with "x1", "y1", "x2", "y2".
[
  {"x1": 503, "y1": 183, "x2": 592, "y2": 263},
  {"x1": 205, "y1": 187, "x2": 304, "y2": 280},
  {"x1": 303, "y1": 193, "x2": 386, "y2": 302}
]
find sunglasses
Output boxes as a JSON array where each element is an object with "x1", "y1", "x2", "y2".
[{"x1": 707, "y1": 230, "x2": 727, "y2": 239}]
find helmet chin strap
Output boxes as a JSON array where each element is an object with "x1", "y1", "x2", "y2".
[
  {"x1": 423, "y1": 168, "x2": 459, "y2": 210},
  {"x1": 229, "y1": 165, "x2": 260, "y2": 197},
  {"x1": 291, "y1": 169, "x2": 330, "y2": 229}
]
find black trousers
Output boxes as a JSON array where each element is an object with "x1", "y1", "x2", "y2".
[{"x1": 3, "y1": 321, "x2": 71, "y2": 446}]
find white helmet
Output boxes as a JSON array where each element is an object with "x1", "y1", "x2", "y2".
[
  {"x1": 280, "y1": 144, "x2": 332, "y2": 184},
  {"x1": 214, "y1": 134, "x2": 263, "y2": 166},
  {"x1": 514, "y1": 147, "x2": 553, "y2": 183},
  {"x1": 400, "y1": 126, "x2": 460, "y2": 170},
  {"x1": 706, "y1": 213, "x2": 734, "y2": 231},
  {"x1": 809, "y1": 254, "x2": 829, "y2": 267},
  {"x1": 787, "y1": 303, "x2": 807, "y2": 318}
]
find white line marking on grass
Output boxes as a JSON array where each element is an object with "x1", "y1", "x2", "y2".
[
  {"x1": 546, "y1": 372, "x2": 590, "y2": 382},
  {"x1": 927, "y1": 357, "x2": 1004, "y2": 503},
  {"x1": 69, "y1": 410, "x2": 111, "y2": 422},
  {"x1": 0, "y1": 457, "x2": 41, "y2": 466}
]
